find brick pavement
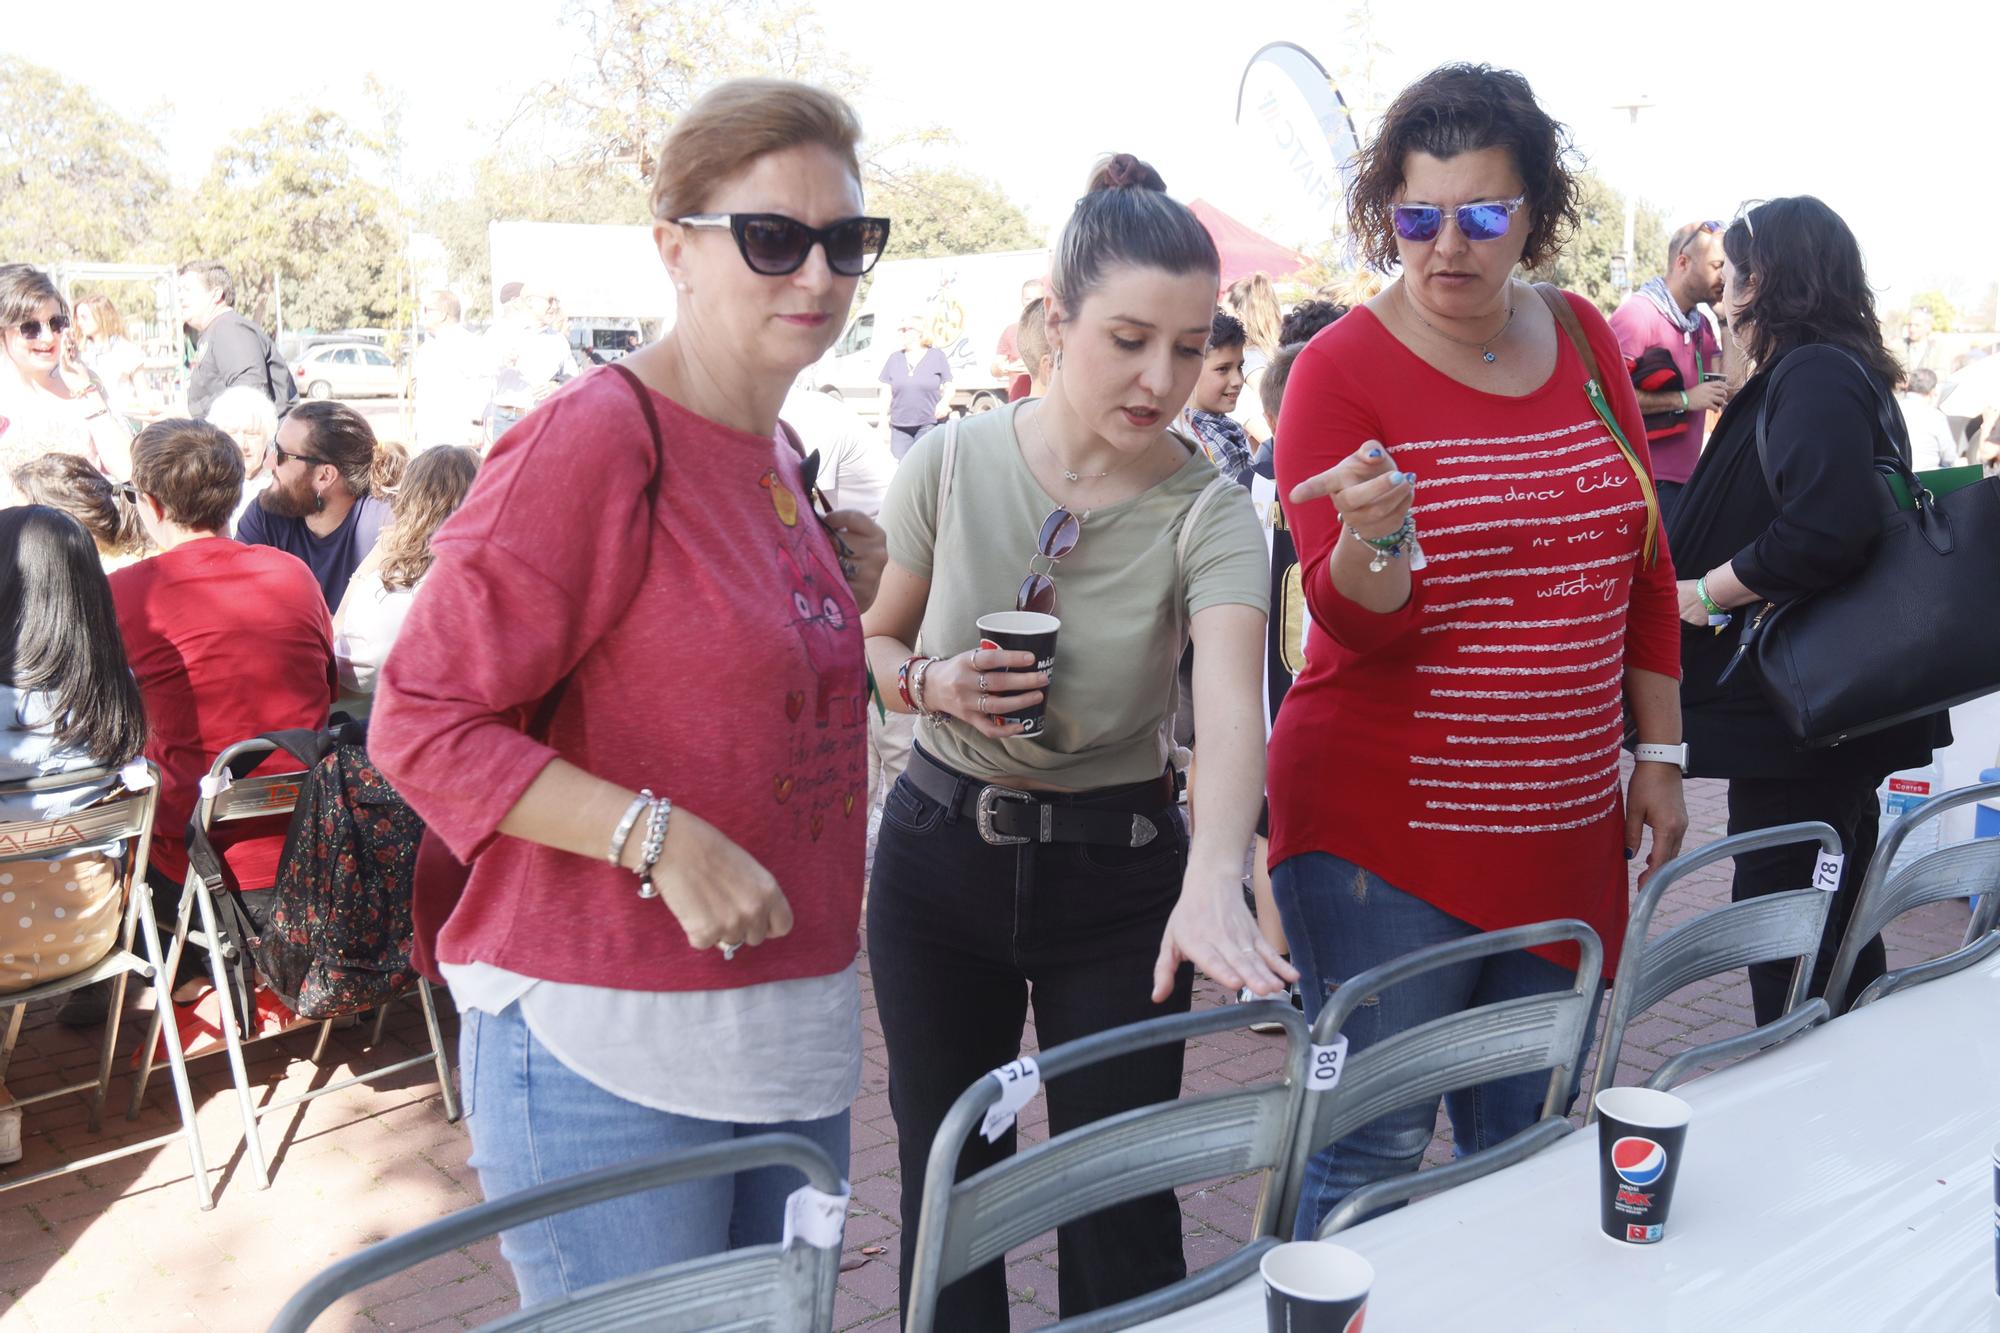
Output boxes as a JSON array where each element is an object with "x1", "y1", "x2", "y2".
[{"x1": 0, "y1": 776, "x2": 1979, "y2": 1332}]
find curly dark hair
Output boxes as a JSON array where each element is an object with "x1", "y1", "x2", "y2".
[
  {"x1": 1722, "y1": 197, "x2": 1902, "y2": 389},
  {"x1": 1347, "y1": 64, "x2": 1579, "y2": 274}
]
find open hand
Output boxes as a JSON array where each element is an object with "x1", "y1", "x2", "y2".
[{"x1": 1152, "y1": 870, "x2": 1298, "y2": 1003}]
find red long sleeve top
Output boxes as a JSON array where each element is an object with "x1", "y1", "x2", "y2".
[
  {"x1": 1268, "y1": 294, "x2": 1681, "y2": 973},
  {"x1": 369, "y1": 368, "x2": 868, "y2": 991}
]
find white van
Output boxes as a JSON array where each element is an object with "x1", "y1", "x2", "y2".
[{"x1": 803, "y1": 249, "x2": 1049, "y2": 423}]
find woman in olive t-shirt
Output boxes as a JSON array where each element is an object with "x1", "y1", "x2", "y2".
[{"x1": 859, "y1": 155, "x2": 1289, "y2": 1331}]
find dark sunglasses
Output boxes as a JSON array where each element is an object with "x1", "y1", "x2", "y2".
[
  {"x1": 270, "y1": 440, "x2": 330, "y2": 468},
  {"x1": 1017, "y1": 508, "x2": 1081, "y2": 615},
  {"x1": 674, "y1": 213, "x2": 891, "y2": 277},
  {"x1": 797, "y1": 449, "x2": 835, "y2": 523},
  {"x1": 15, "y1": 315, "x2": 72, "y2": 341},
  {"x1": 1392, "y1": 195, "x2": 1527, "y2": 244}
]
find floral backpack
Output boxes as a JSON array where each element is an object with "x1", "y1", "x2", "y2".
[{"x1": 187, "y1": 727, "x2": 423, "y2": 1023}]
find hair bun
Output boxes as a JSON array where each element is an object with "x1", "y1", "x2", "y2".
[{"x1": 1086, "y1": 152, "x2": 1168, "y2": 195}]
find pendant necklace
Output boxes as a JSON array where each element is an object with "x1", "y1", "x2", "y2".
[
  {"x1": 1027, "y1": 402, "x2": 1143, "y2": 518},
  {"x1": 1405, "y1": 283, "x2": 1514, "y2": 364}
]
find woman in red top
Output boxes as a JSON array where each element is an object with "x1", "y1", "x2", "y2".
[
  {"x1": 1267, "y1": 64, "x2": 1687, "y2": 1238},
  {"x1": 370, "y1": 80, "x2": 889, "y2": 1306}
]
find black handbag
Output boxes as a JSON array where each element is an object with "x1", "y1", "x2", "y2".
[{"x1": 1722, "y1": 347, "x2": 2000, "y2": 747}]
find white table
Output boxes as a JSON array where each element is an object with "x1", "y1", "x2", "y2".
[{"x1": 1142, "y1": 952, "x2": 2000, "y2": 1332}]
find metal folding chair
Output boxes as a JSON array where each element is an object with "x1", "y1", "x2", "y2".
[
  {"x1": 268, "y1": 1131, "x2": 846, "y2": 1332},
  {"x1": 128, "y1": 737, "x2": 458, "y2": 1190},
  {"x1": 1283, "y1": 920, "x2": 1603, "y2": 1240},
  {"x1": 0, "y1": 764, "x2": 215, "y2": 1208},
  {"x1": 903, "y1": 1001, "x2": 1310, "y2": 1333},
  {"x1": 1826, "y1": 779, "x2": 2000, "y2": 1012},
  {"x1": 1589, "y1": 821, "x2": 1844, "y2": 1107}
]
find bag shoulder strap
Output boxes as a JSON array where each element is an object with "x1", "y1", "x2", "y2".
[
  {"x1": 1533, "y1": 282, "x2": 1603, "y2": 382},
  {"x1": 1176, "y1": 475, "x2": 1235, "y2": 586},
  {"x1": 1753, "y1": 346, "x2": 1912, "y2": 495},
  {"x1": 934, "y1": 414, "x2": 961, "y2": 541},
  {"x1": 1533, "y1": 282, "x2": 1662, "y2": 566}
]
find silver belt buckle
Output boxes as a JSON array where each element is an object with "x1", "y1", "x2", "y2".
[{"x1": 975, "y1": 784, "x2": 1041, "y2": 846}]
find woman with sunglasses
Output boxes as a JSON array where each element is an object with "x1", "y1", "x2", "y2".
[
  {"x1": 861, "y1": 153, "x2": 1289, "y2": 1329},
  {"x1": 1668, "y1": 197, "x2": 1948, "y2": 1024},
  {"x1": 370, "y1": 79, "x2": 889, "y2": 1307},
  {"x1": 1267, "y1": 64, "x2": 1685, "y2": 1238},
  {"x1": 0, "y1": 266, "x2": 133, "y2": 503}
]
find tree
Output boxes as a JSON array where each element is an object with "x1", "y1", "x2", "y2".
[
  {"x1": 168, "y1": 109, "x2": 405, "y2": 332},
  {"x1": 0, "y1": 57, "x2": 168, "y2": 265},
  {"x1": 1530, "y1": 170, "x2": 1668, "y2": 313},
  {"x1": 869, "y1": 168, "x2": 1040, "y2": 260},
  {"x1": 1908, "y1": 289, "x2": 1959, "y2": 333}
]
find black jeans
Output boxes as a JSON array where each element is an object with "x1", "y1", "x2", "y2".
[
  {"x1": 867, "y1": 755, "x2": 1194, "y2": 1331},
  {"x1": 1727, "y1": 771, "x2": 1888, "y2": 1023}
]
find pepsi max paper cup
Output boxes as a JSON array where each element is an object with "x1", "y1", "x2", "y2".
[
  {"x1": 1594, "y1": 1087, "x2": 1691, "y2": 1245},
  {"x1": 1261, "y1": 1241, "x2": 1371, "y2": 1333},
  {"x1": 975, "y1": 612, "x2": 1058, "y2": 736}
]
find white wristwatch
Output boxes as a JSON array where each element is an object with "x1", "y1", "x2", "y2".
[{"x1": 1634, "y1": 742, "x2": 1689, "y2": 774}]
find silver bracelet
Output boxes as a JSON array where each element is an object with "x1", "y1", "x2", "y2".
[
  {"x1": 635, "y1": 796, "x2": 673, "y2": 900},
  {"x1": 607, "y1": 790, "x2": 652, "y2": 866}
]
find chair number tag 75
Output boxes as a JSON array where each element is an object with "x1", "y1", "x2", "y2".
[
  {"x1": 979, "y1": 1057, "x2": 1041, "y2": 1143},
  {"x1": 1309, "y1": 1036, "x2": 1350, "y2": 1092},
  {"x1": 782, "y1": 1184, "x2": 850, "y2": 1250}
]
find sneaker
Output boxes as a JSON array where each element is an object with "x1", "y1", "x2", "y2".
[
  {"x1": 57, "y1": 978, "x2": 113, "y2": 1029},
  {"x1": 1245, "y1": 981, "x2": 1304, "y2": 1034},
  {"x1": 0, "y1": 1106, "x2": 20, "y2": 1166}
]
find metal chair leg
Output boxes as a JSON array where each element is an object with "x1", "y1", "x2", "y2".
[
  {"x1": 370, "y1": 1000, "x2": 392, "y2": 1048},
  {"x1": 129, "y1": 884, "x2": 198, "y2": 1121},
  {"x1": 131, "y1": 877, "x2": 214, "y2": 1210},
  {"x1": 417, "y1": 980, "x2": 459, "y2": 1123},
  {"x1": 87, "y1": 968, "x2": 134, "y2": 1134},
  {"x1": 308, "y1": 1020, "x2": 334, "y2": 1066},
  {"x1": 191, "y1": 879, "x2": 269, "y2": 1191}
]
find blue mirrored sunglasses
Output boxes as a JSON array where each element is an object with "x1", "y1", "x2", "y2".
[{"x1": 1392, "y1": 195, "x2": 1527, "y2": 244}]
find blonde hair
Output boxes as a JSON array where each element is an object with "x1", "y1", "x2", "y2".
[
  {"x1": 378, "y1": 446, "x2": 479, "y2": 590},
  {"x1": 650, "y1": 79, "x2": 863, "y2": 221},
  {"x1": 75, "y1": 293, "x2": 126, "y2": 343},
  {"x1": 1226, "y1": 272, "x2": 1283, "y2": 359}
]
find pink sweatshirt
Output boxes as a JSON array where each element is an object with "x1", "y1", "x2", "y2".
[{"x1": 370, "y1": 368, "x2": 868, "y2": 991}]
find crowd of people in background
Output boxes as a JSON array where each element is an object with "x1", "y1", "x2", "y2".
[{"x1": 0, "y1": 54, "x2": 1991, "y2": 1330}]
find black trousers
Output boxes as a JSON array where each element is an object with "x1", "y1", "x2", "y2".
[
  {"x1": 867, "y1": 756, "x2": 1194, "y2": 1331},
  {"x1": 1726, "y1": 771, "x2": 1889, "y2": 1024}
]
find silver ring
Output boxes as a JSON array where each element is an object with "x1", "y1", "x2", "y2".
[
  {"x1": 720, "y1": 942, "x2": 741, "y2": 961},
  {"x1": 977, "y1": 673, "x2": 988, "y2": 692},
  {"x1": 979, "y1": 696, "x2": 991, "y2": 714}
]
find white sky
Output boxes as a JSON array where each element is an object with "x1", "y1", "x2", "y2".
[{"x1": 8, "y1": 0, "x2": 1998, "y2": 308}]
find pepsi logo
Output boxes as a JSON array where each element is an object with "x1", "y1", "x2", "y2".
[{"x1": 1611, "y1": 1136, "x2": 1668, "y2": 1187}]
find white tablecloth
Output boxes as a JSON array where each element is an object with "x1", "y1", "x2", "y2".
[{"x1": 1141, "y1": 952, "x2": 2000, "y2": 1332}]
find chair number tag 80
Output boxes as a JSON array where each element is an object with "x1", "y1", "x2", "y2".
[
  {"x1": 979, "y1": 1057, "x2": 1041, "y2": 1143},
  {"x1": 1812, "y1": 851, "x2": 1845, "y2": 891},
  {"x1": 1309, "y1": 1036, "x2": 1350, "y2": 1092}
]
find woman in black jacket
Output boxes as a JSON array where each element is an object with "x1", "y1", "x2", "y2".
[{"x1": 1667, "y1": 196, "x2": 1949, "y2": 1023}]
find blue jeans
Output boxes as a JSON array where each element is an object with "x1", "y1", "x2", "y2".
[
  {"x1": 460, "y1": 1002, "x2": 851, "y2": 1308},
  {"x1": 1270, "y1": 853, "x2": 1601, "y2": 1239}
]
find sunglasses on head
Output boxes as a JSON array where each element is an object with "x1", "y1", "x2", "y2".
[
  {"x1": 1017, "y1": 508, "x2": 1081, "y2": 615},
  {"x1": 14, "y1": 315, "x2": 72, "y2": 341},
  {"x1": 1392, "y1": 195, "x2": 1527, "y2": 244},
  {"x1": 674, "y1": 213, "x2": 891, "y2": 277}
]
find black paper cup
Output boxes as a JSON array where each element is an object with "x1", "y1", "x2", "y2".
[
  {"x1": 1261, "y1": 1241, "x2": 1371, "y2": 1332},
  {"x1": 975, "y1": 611, "x2": 1059, "y2": 736},
  {"x1": 1595, "y1": 1087, "x2": 1691, "y2": 1245}
]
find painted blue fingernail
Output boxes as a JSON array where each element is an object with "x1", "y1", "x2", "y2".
[
  {"x1": 1365, "y1": 446, "x2": 1384, "y2": 459},
  {"x1": 1624, "y1": 848, "x2": 1637, "y2": 861}
]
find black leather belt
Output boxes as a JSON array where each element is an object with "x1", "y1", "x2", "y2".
[{"x1": 904, "y1": 745, "x2": 1176, "y2": 849}]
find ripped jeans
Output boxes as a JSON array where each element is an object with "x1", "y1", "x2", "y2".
[{"x1": 1269, "y1": 853, "x2": 1600, "y2": 1239}]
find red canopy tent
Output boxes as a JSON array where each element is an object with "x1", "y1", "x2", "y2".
[{"x1": 1189, "y1": 199, "x2": 1311, "y2": 291}]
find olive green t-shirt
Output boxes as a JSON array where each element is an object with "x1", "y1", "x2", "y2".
[{"x1": 881, "y1": 402, "x2": 1268, "y2": 789}]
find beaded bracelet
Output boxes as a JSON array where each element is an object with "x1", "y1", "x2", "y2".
[
  {"x1": 634, "y1": 795, "x2": 673, "y2": 900},
  {"x1": 896, "y1": 655, "x2": 928, "y2": 712},
  {"x1": 1352, "y1": 515, "x2": 1418, "y2": 572},
  {"x1": 910, "y1": 656, "x2": 937, "y2": 716}
]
